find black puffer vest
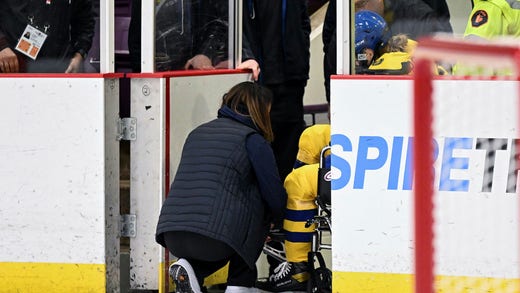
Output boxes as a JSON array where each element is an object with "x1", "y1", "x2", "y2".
[{"x1": 156, "y1": 117, "x2": 268, "y2": 268}]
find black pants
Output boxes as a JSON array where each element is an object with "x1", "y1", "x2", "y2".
[
  {"x1": 266, "y1": 80, "x2": 306, "y2": 181},
  {"x1": 163, "y1": 231, "x2": 257, "y2": 287},
  {"x1": 264, "y1": 80, "x2": 306, "y2": 273}
]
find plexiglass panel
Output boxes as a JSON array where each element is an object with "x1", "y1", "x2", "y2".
[
  {"x1": 353, "y1": 0, "x2": 454, "y2": 75},
  {"x1": 153, "y1": 0, "x2": 232, "y2": 72}
]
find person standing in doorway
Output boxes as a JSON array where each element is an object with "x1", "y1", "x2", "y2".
[
  {"x1": 240, "y1": 0, "x2": 311, "y2": 183},
  {"x1": 237, "y1": 1, "x2": 310, "y2": 282}
]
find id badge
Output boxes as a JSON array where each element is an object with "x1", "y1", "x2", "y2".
[{"x1": 15, "y1": 24, "x2": 48, "y2": 60}]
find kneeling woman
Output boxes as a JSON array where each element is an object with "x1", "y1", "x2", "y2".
[{"x1": 155, "y1": 81, "x2": 287, "y2": 293}]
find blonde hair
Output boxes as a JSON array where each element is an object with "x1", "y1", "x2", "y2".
[
  {"x1": 386, "y1": 34, "x2": 409, "y2": 52},
  {"x1": 222, "y1": 82, "x2": 274, "y2": 142}
]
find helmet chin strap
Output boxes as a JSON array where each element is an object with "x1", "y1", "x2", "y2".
[
  {"x1": 357, "y1": 59, "x2": 369, "y2": 69},
  {"x1": 356, "y1": 48, "x2": 372, "y2": 69}
]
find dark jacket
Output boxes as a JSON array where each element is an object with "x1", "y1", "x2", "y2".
[
  {"x1": 322, "y1": 0, "x2": 336, "y2": 103},
  {"x1": 0, "y1": 0, "x2": 95, "y2": 72},
  {"x1": 156, "y1": 106, "x2": 286, "y2": 268},
  {"x1": 422, "y1": 0, "x2": 451, "y2": 20},
  {"x1": 384, "y1": 0, "x2": 453, "y2": 40},
  {"x1": 243, "y1": 0, "x2": 311, "y2": 85}
]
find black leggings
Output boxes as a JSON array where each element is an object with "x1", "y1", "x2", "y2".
[{"x1": 163, "y1": 231, "x2": 258, "y2": 287}]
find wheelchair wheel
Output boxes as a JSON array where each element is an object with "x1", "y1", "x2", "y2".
[
  {"x1": 308, "y1": 266, "x2": 332, "y2": 293},
  {"x1": 307, "y1": 251, "x2": 332, "y2": 293}
]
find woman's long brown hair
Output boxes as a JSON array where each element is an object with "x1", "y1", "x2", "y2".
[{"x1": 222, "y1": 81, "x2": 274, "y2": 142}]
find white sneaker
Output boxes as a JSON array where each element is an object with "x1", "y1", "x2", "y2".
[
  {"x1": 169, "y1": 258, "x2": 201, "y2": 293},
  {"x1": 225, "y1": 286, "x2": 260, "y2": 292}
]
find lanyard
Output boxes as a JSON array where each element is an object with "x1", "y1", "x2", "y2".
[
  {"x1": 248, "y1": 0, "x2": 255, "y2": 19},
  {"x1": 27, "y1": 0, "x2": 61, "y2": 33},
  {"x1": 281, "y1": 0, "x2": 286, "y2": 36}
]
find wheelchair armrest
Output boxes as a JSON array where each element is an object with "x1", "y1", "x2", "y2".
[{"x1": 268, "y1": 229, "x2": 285, "y2": 242}]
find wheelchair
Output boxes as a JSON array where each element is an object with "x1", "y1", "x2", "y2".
[{"x1": 262, "y1": 145, "x2": 332, "y2": 293}]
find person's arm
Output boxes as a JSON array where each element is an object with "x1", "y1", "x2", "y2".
[
  {"x1": 67, "y1": 0, "x2": 95, "y2": 72},
  {"x1": 0, "y1": 6, "x2": 20, "y2": 73},
  {"x1": 0, "y1": 46, "x2": 19, "y2": 73},
  {"x1": 0, "y1": 32, "x2": 9, "y2": 52},
  {"x1": 237, "y1": 58, "x2": 260, "y2": 81},
  {"x1": 237, "y1": 31, "x2": 260, "y2": 81},
  {"x1": 322, "y1": 0, "x2": 336, "y2": 54},
  {"x1": 236, "y1": 1, "x2": 261, "y2": 81},
  {"x1": 0, "y1": 33, "x2": 19, "y2": 73},
  {"x1": 65, "y1": 52, "x2": 85, "y2": 73},
  {"x1": 246, "y1": 133, "x2": 287, "y2": 223},
  {"x1": 463, "y1": 2, "x2": 503, "y2": 40},
  {"x1": 301, "y1": 1, "x2": 311, "y2": 35},
  {"x1": 184, "y1": 54, "x2": 214, "y2": 70}
]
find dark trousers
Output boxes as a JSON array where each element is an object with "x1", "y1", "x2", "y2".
[
  {"x1": 163, "y1": 231, "x2": 258, "y2": 287},
  {"x1": 266, "y1": 80, "x2": 306, "y2": 181},
  {"x1": 264, "y1": 80, "x2": 306, "y2": 273}
]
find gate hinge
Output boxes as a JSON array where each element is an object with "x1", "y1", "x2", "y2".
[
  {"x1": 117, "y1": 117, "x2": 137, "y2": 141},
  {"x1": 120, "y1": 214, "x2": 136, "y2": 238}
]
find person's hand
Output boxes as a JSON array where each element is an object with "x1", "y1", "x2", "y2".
[
  {"x1": 237, "y1": 59, "x2": 260, "y2": 81},
  {"x1": 214, "y1": 59, "x2": 231, "y2": 69},
  {"x1": 0, "y1": 47, "x2": 20, "y2": 73},
  {"x1": 184, "y1": 54, "x2": 214, "y2": 70},
  {"x1": 265, "y1": 223, "x2": 276, "y2": 242},
  {"x1": 65, "y1": 52, "x2": 84, "y2": 73}
]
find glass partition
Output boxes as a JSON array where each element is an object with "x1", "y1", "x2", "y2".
[
  {"x1": 350, "y1": 0, "x2": 479, "y2": 76},
  {"x1": 352, "y1": 0, "x2": 454, "y2": 75},
  {"x1": 153, "y1": 0, "x2": 233, "y2": 72},
  {"x1": 84, "y1": 0, "x2": 101, "y2": 73}
]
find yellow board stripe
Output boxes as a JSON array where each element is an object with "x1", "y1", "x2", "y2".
[
  {"x1": 0, "y1": 262, "x2": 105, "y2": 293},
  {"x1": 435, "y1": 275, "x2": 520, "y2": 292},
  {"x1": 333, "y1": 271, "x2": 520, "y2": 293},
  {"x1": 333, "y1": 271, "x2": 413, "y2": 292}
]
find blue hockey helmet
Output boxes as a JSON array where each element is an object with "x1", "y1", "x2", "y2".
[{"x1": 355, "y1": 10, "x2": 387, "y2": 55}]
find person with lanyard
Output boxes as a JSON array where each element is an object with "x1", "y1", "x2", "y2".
[{"x1": 0, "y1": 0, "x2": 95, "y2": 73}]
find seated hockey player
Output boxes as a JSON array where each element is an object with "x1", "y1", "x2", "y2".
[{"x1": 256, "y1": 124, "x2": 330, "y2": 292}]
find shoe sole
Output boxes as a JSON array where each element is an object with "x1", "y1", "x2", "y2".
[
  {"x1": 170, "y1": 264, "x2": 191, "y2": 292},
  {"x1": 169, "y1": 259, "x2": 201, "y2": 293}
]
